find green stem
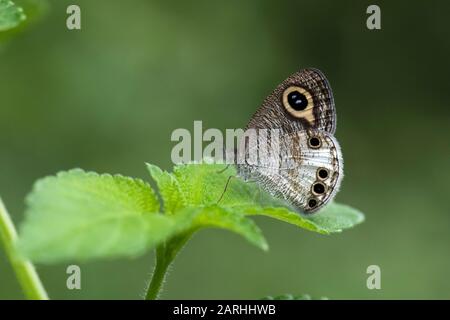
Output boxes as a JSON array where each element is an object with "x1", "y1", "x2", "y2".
[
  {"x1": 0, "y1": 197, "x2": 49, "y2": 300},
  {"x1": 145, "y1": 244, "x2": 171, "y2": 300},
  {"x1": 145, "y1": 232, "x2": 193, "y2": 300}
]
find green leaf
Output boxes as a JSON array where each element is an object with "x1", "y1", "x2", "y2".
[
  {"x1": 0, "y1": 0, "x2": 26, "y2": 31},
  {"x1": 308, "y1": 202, "x2": 365, "y2": 233},
  {"x1": 148, "y1": 162, "x2": 364, "y2": 244},
  {"x1": 19, "y1": 161, "x2": 364, "y2": 264},
  {"x1": 169, "y1": 162, "x2": 364, "y2": 234},
  {"x1": 172, "y1": 162, "x2": 230, "y2": 206},
  {"x1": 243, "y1": 206, "x2": 329, "y2": 234},
  {"x1": 192, "y1": 205, "x2": 268, "y2": 251},
  {"x1": 17, "y1": 169, "x2": 179, "y2": 263},
  {"x1": 169, "y1": 162, "x2": 262, "y2": 208},
  {"x1": 148, "y1": 163, "x2": 268, "y2": 250},
  {"x1": 245, "y1": 202, "x2": 365, "y2": 234},
  {"x1": 146, "y1": 163, "x2": 186, "y2": 214}
]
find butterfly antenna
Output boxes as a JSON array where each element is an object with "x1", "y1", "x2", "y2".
[
  {"x1": 216, "y1": 164, "x2": 231, "y2": 174},
  {"x1": 216, "y1": 145, "x2": 238, "y2": 174},
  {"x1": 217, "y1": 175, "x2": 235, "y2": 204}
]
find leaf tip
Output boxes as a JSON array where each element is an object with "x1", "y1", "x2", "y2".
[{"x1": 261, "y1": 241, "x2": 269, "y2": 251}]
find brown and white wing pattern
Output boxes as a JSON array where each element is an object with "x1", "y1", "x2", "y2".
[
  {"x1": 237, "y1": 129, "x2": 343, "y2": 214},
  {"x1": 246, "y1": 68, "x2": 336, "y2": 134}
]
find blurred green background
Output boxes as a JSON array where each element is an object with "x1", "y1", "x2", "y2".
[{"x1": 1, "y1": 0, "x2": 449, "y2": 299}]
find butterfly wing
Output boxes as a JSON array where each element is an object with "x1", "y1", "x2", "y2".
[
  {"x1": 237, "y1": 129, "x2": 343, "y2": 214},
  {"x1": 246, "y1": 68, "x2": 336, "y2": 134}
]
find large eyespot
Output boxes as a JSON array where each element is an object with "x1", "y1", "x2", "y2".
[
  {"x1": 287, "y1": 91, "x2": 308, "y2": 110},
  {"x1": 308, "y1": 136, "x2": 321, "y2": 149},
  {"x1": 307, "y1": 198, "x2": 318, "y2": 209},
  {"x1": 317, "y1": 168, "x2": 329, "y2": 180},
  {"x1": 312, "y1": 182, "x2": 327, "y2": 195},
  {"x1": 282, "y1": 86, "x2": 314, "y2": 118}
]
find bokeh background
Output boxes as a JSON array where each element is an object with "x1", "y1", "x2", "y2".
[{"x1": 1, "y1": 0, "x2": 449, "y2": 299}]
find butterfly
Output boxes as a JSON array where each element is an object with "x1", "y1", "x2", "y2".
[{"x1": 235, "y1": 68, "x2": 343, "y2": 214}]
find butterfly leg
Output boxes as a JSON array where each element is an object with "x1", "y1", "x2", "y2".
[
  {"x1": 216, "y1": 175, "x2": 236, "y2": 204},
  {"x1": 216, "y1": 164, "x2": 231, "y2": 174}
]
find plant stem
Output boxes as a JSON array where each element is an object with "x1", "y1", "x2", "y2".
[
  {"x1": 145, "y1": 244, "x2": 170, "y2": 300},
  {"x1": 145, "y1": 232, "x2": 192, "y2": 300},
  {"x1": 0, "y1": 197, "x2": 49, "y2": 300}
]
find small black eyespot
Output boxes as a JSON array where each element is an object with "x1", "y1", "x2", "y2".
[
  {"x1": 287, "y1": 91, "x2": 308, "y2": 111},
  {"x1": 318, "y1": 168, "x2": 328, "y2": 179},
  {"x1": 313, "y1": 182, "x2": 325, "y2": 194},
  {"x1": 308, "y1": 198, "x2": 318, "y2": 208},
  {"x1": 309, "y1": 137, "x2": 321, "y2": 148}
]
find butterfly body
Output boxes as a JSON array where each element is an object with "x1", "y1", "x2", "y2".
[{"x1": 236, "y1": 68, "x2": 343, "y2": 214}]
